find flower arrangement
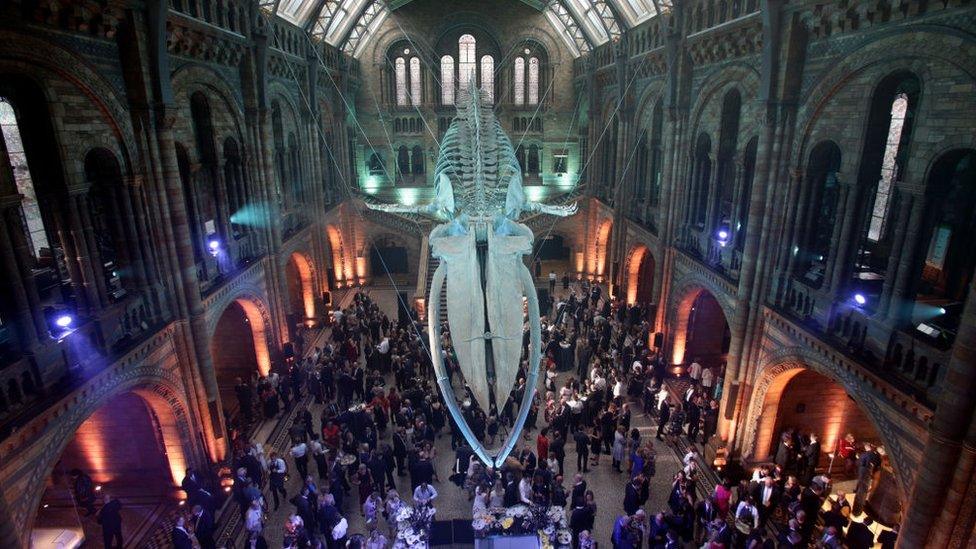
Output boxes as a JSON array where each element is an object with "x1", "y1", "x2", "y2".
[
  {"x1": 472, "y1": 505, "x2": 571, "y2": 549},
  {"x1": 394, "y1": 504, "x2": 436, "y2": 549}
]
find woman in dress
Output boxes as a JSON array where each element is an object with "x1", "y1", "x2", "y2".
[
  {"x1": 713, "y1": 479, "x2": 733, "y2": 519},
  {"x1": 489, "y1": 479, "x2": 506, "y2": 508},
  {"x1": 589, "y1": 425, "x2": 602, "y2": 466},
  {"x1": 355, "y1": 463, "x2": 374, "y2": 507},
  {"x1": 612, "y1": 426, "x2": 627, "y2": 472}
]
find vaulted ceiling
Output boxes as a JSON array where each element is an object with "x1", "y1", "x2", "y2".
[{"x1": 262, "y1": 0, "x2": 672, "y2": 58}]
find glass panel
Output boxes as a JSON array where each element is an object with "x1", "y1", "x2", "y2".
[
  {"x1": 480, "y1": 55, "x2": 494, "y2": 104},
  {"x1": 409, "y1": 57, "x2": 421, "y2": 107},
  {"x1": 0, "y1": 98, "x2": 47, "y2": 257},
  {"x1": 395, "y1": 57, "x2": 407, "y2": 106},
  {"x1": 514, "y1": 57, "x2": 525, "y2": 105},
  {"x1": 440, "y1": 55, "x2": 455, "y2": 105},
  {"x1": 528, "y1": 57, "x2": 540, "y2": 105},
  {"x1": 458, "y1": 34, "x2": 476, "y2": 96},
  {"x1": 867, "y1": 93, "x2": 908, "y2": 242}
]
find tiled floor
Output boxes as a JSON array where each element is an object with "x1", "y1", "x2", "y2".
[{"x1": 254, "y1": 287, "x2": 684, "y2": 548}]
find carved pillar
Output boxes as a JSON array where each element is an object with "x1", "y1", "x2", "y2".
[
  {"x1": 62, "y1": 189, "x2": 104, "y2": 313},
  {"x1": 776, "y1": 168, "x2": 804, "y2": 301},
  {"x1": 898, "y1": 274, "x2": 976, "y2": 547},
  {"x1": 882, "y1": 182, "x2": 926, "y2": 325},
  {"x1": 827, "y1": 180, "x2": 859, "y2": 296},
  {"x1": 155, "y1": 108, "x2": 225, "y2": 457}
]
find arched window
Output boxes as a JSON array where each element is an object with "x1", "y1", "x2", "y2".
[
  {"x1": 368, "y1": 152, "x2": 384, "y2": 175},
  {"x1": 395, "y1": 57, "x2": 407, "y2": 106},
  {"x1": 397, "y1": 146, "x2": 410, "y2": 177},
  {"x1": 794, "y1": 141, "x2": 842, "y2": 285},
  {"x1": 409, "y1": 57, "x2": 421, "y2": 106},
  {"x1": 692, "y1": 134, "x2": 712, "y2": 227},
  {"x1": 0, "y1": 98, "x2": 48, "y2": 257},
  {"x1": 649, "y1": 101, "x2": 664, "y2": 206},
  {"x1": 513, "y1": 57, "x2": 525, "y2": 105},
  {"x1": 516, "y1": 145, "x2": 526, "y2": 174},
  {"x1": 458, "y1": 34, "x2": 476, "y2": 96},
  {"x1": 735, "y1": 137, "x2": 758, "y2": 252},
  {"x1": 480, "y1": 55, "x2": 494, "y2": 104},
  {"x1": 867, "y1": 93, "x2": 909, "y2": 241},
  {"x1": 440, "y1": 55, "x2": 455, "y2": 105},
  {"x1": 858, "y1": 73, "x2": 919, "y2": 245},
  {"x1": 411, "y1": 146, "x2": 424, "y2": 175},
  {"x1": 527, "y1": 144, "x2": 540, "y2": 175},
  {"x1": 715, "y1": 89, "x2": 741, "y2": 229},
  {"x1": 528, "y1": 57, "x2": 540, "y2": 105}
]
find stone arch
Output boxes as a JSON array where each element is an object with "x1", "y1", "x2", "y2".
[
  {"x1": 15, "y1": 372, "x2": 195, "y2": 547},
  {"x1": 326, "y1": 223, "x2": 350, "y2": 285},
  {"x1": 666, "y1": 277, "x2": 734, "y2": 366},
  {"x1": 791, "y1": 27, "x2": 976, "y2": 176},
  {"x1": 624, "y1": 244, "x2": 656, "y2": 306},
  {"x1": 0, "y1": 29, "x2": 137, "y2": 171},
  {"x1": 285, "y1": 251, "x2": 316, "y2": 322},
  {"x1": 590, "y1": 218, "x2": 613, "y2": 279},
  {"x1": 742, "y1": 349, "x2": 911, "y2": 498},
  {"x1": 688, "y1": 63, "x2": 761, "y2": 145},
  {"x1": 170, "y1": 63, "x2": 247, "y2": 161},
  {"x1": 208, "y1": 289, "x2": 274, "y2": 377}
]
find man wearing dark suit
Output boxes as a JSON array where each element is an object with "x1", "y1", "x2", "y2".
[
  {"x1": 569, "y1": 501, "x2": 594, "y2": 545},
  {"x1": 392, "y1": 427, "x2": 408, "y2": 475},
  {"x1": 191, "y1": 504, "x2": 216, "y2": 549},
  {"x1": 802, "y1": 433, "x2": 821, "y2": 483},
  {"x1": 573, "y1": 429, "x2": 590, "y2": 472},
  {"x1": 694, "y1": 497, "x2": 718, "y2": 544},
  {"x1": 751, "y1": 476, "x2": 781, "y2": 528},
  {"x1": 550, "y1": 433, "x2": 566, "y2": 476},
  {"x1": 172, "y1": 517, "x2": 194, "y2": 549},
  {"x1": 571, "y1": 475, "x2": 588, "y2": 507},
  {"x1": 847, "y1": 517, "x2": 877, "y2": 549},
  {"x1": 503, "y1": 474, "x2": 520, "y2": 507},
  {"x1": 96, "y1": 494, "x2": 124, "y2": 549},
  {"x1": 623, "y1": 477, "x2": 641, "y2": 515},
  {"x1": 656, "y1": 400, "x2": 671, "y2": 440}
]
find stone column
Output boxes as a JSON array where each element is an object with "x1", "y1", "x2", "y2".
[
  {"x1": 0, "y1": 201, "x2": 39, "y2": 348},
  {"x1": 63, "y1": 189, "x2": 105, "y2": 313},
  {"x1": 827, "y1": 180, "x2": 859, "y2": 296},
  {"x1": 898, "y1": 274, "x2": 976, "y2": 547},
  {"x1": 882, "y1": 182, "x2": 926, "y2": 325},
  {"x1": 776, "y1": 168, "x2": 804, "y2": 301},
  {"x1": 154, "y1": 109, "x2": 225, "y2": 452}
]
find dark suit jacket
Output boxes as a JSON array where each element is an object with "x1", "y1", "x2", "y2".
[
  {"x1": 172, "y1": 528, "x2": 194, "y2": 549},
  {"x1": 571, "y1": 482, "x2": 587, "y2": 506},
  {"x1": 846, "y1": 521, "x2": 875, "y2": 549},
  {"x1": 96, "y1": 499, "x2": 123, "y2": 529},
  {"x1": 194, "y1": 510, "x2": 215, "y2": 540},
  {"x1": 751, "y1": 484, "x2": 782, "y2": 510}
]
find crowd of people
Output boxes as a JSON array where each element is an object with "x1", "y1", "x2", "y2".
[{"x1": 150, "y1": 276, "x2": 901, "y2": 549}]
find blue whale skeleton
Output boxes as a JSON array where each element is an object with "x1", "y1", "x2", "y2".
[{"x1": 366, "y1": 89, "x2": 576, "y2": 467}]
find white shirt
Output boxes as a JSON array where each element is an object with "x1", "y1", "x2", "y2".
[
  {"x1": 701, "y1": 367, "x2": 714, "y2": 387},
  {"x1": 519, "y1": 478, "x2": 533, "y2": 504},
  {"x1": 270, "y1": 457, "x2": 287, "y2": 474},
  {"x1": 413, "y1": 484, "x2": 438, "y2": 504},
  {"x1": 291, "y1": 443, "x2": 307, "y2": 458},
  {"x1": 735, "y1": 501, "x2": 758, "y2": 529},
  {"x1": 245, "y1": 507, "x2": 263, "y2": 533},
  {"x1": 688, "y1": 361, "x2": 702, "y2": 380},
  {"x1": 377, "y1": 338, "x2": 390, "y2": 354}
]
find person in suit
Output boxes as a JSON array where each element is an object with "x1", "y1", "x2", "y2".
[
  {"x1": 751, "y1": 476, "x2": 781, "y2": 528},
  {"x1": 623, "y1": 477, "x2": 642, "y2": 515},
  {"x1": 802, "y1": 433, "x2": 821, "y2": 483},
  {"x1": 574, "y1": 428, "x2": 590, "y2": 472},
  {"x1": 878, "y1": 523, "x2": 898, "y2": 549},
  {"x1": 191, "y1": 504, "x2": 216, "y2": 549},
  {"x1": 571, "y1": 474, "x2": 588, "y2": 507},
  {"x1": 96, "y1": 494, "x2": 124, "y2": 549},
  {"x1": 694, "y1": 497, "x2": 718, "y2": 545},
  {"x1": 656, "y1": 400, "x2": 671, "y2": 440},
  {"x1": 570, "y1": 500, "x2": 594, "y2": 545},
  {"x1": 172, "y1": 517, "x2": 194, "y2": 549},
  {"x1": 847, "y1": 517, "x2": 877, "y2": 549}
]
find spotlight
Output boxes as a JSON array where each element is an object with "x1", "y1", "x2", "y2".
[
  {"x1": 853, "y1": 293, "x2": 867, "y2": 306},
  {"x1": 54, "y1": 315, "x2": 73, "y2": 328},
  {"x1": 938, "y1": 307, "x2": 947, "y2": 315},
  {"x1": 716, "y1": 229, "x2": 729, "y2": 241},
  {"x1": 208, "y1": 238, "x2": 220, "y2": 253},
  {"x1": 95, "y1": 484, "x2": 103, "y2": 492}
]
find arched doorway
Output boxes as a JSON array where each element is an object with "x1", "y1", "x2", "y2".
[
  {"x1": 592, "y1": 219, "x2": 612, "y2": 279},
  {"x1": 211, "y1": 298, "x2": 271, "y2": 417},
  {"x1": 626, "y1": 245, "x2": 655, "y2": 306},
  {"x1": 750, "y1": 366, "x2": 904, "y2": 526},
  {"x1": 31, "y1": 390, "x2": 187, "y2": 547},
  {"x1": 285, "y1": 252, "x2": 315, "y2": 325},
  {"x1": 671, "y1": 288, "x2": 730, "y2": 371}
]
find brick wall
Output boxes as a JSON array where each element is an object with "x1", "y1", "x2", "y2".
[{"x1": 770, "y1": 369, "x2": 878, "y2": 469}]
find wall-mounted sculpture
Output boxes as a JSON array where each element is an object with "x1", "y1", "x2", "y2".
[{"x1": 367, "y1": 90, "x2": 576, "y2": 467}]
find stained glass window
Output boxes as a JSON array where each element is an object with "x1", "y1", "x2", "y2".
[
  {"x1": 441, "y1": 55, "x2": 455, "y2": 105},
  {"x1": 480, "y1": 55, "x2": 494, "y2": 104},
  {"x1": 514, "y1": 57, "x2": 525, "y2": 105},
  {"x1": 867, "y1": 93, "x2": 908, "y2": 242},
  {"x1": 409, "y1": 57, "x2": 421, "y2": 107},
  {"x1": 528, "y1": 57, "x2": 540, "y2": 105},
  {"x1": 395, "y1": 57, "x2": 407, "y2": 106}
]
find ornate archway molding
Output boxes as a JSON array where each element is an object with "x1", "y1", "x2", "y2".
[{"x1": 741, "y1": 345, "x2": 912, "y2": 498}]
